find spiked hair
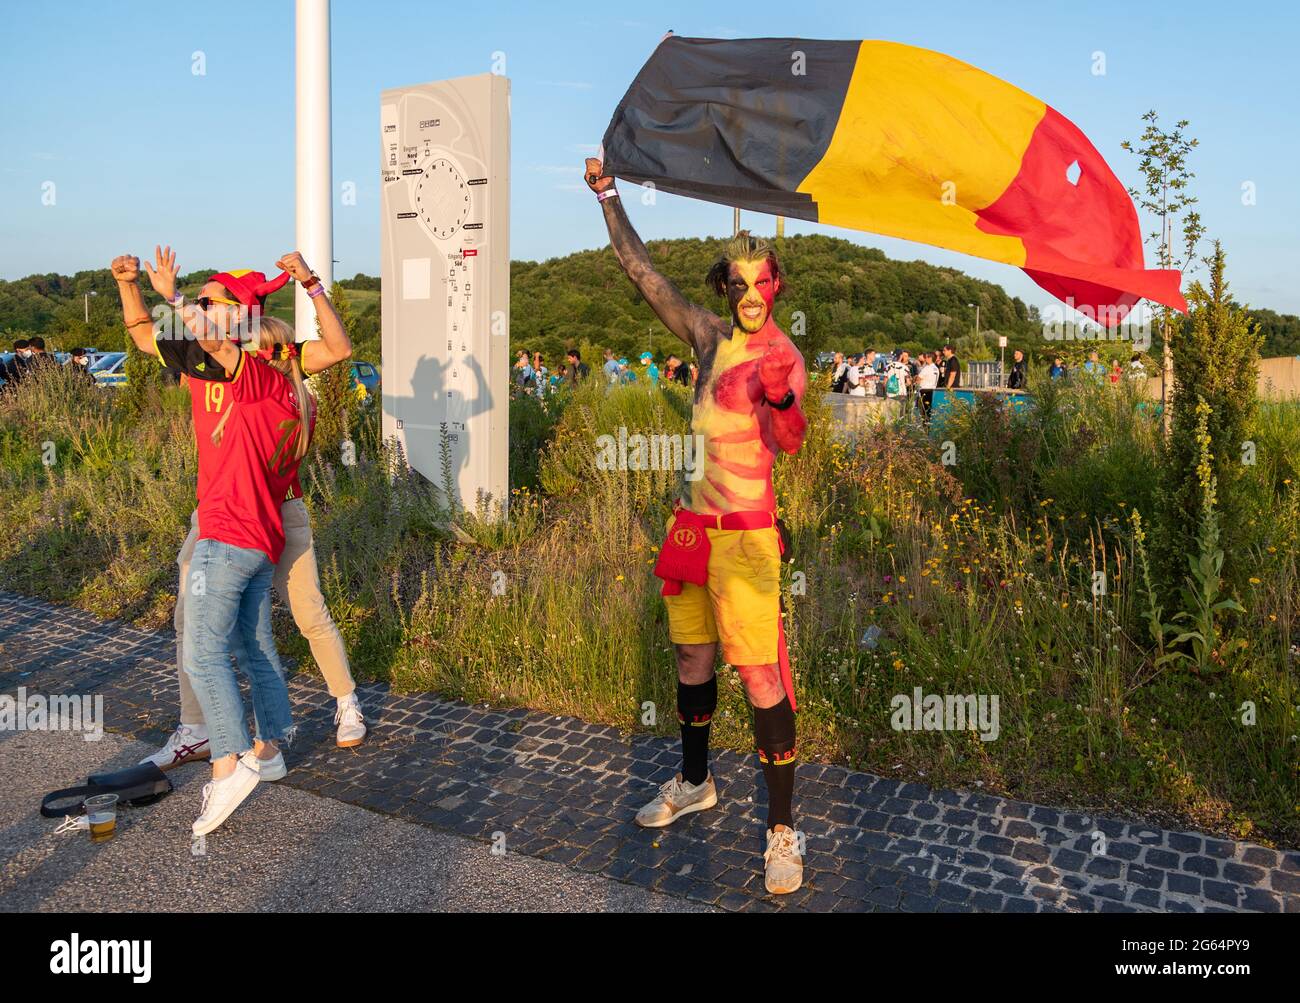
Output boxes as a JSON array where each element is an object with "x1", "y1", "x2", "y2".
[{"x1": 705, "y1": 230, "x2": 784, "y2": 298}]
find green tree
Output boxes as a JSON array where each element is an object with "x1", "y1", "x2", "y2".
[{"x1": 1121, "y1": 111, "x2": 1206, "y2": 437}]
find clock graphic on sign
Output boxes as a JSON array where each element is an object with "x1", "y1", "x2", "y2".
[{"x1": 414, "y1": 157, "x2": 471, "y2": 240}]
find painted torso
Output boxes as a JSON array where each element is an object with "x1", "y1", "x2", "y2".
[{"x1": 682, "y1": 325, "x2": 786, "y2": 516}]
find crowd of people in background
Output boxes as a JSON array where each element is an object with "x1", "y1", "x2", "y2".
[
  {"x1": 829, "y1": 345, "x2": 963, "y2": 425},
  {"x1": 509, "y1": 339, "x2": 1153, "y2": 413},
  {"x1": 823, "y1": 342, "x2": 1151, "y2": 424},
  {"x1": 512, "y1": 345, "x2": 698, "y2": 398},
  {"x1": 1, "y1": 336, "x2": 100, "y2": 389},
  {"x1": 1055, "y1": 349, "x2": 1147, "y2": 385}
]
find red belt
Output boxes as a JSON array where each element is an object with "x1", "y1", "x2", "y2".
[{"x1": 668, "y1": 507, "x2": 777, "y2": 533}]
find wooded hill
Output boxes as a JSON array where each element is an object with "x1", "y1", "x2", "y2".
[{"x1": 5, "y1": 233, "x2": 1298, "y2": 366}]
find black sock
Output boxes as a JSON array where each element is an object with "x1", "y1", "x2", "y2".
[
  {"x1": 753, "y1": 696, "x2": 796, "y2": 830},
  {"x1": 677, "y1": 676, "x2": 716, "y2": 786}
]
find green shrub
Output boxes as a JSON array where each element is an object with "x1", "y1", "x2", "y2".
[{"x1": 1156, "y1": 243, "x2": 1262, "y2": 591}]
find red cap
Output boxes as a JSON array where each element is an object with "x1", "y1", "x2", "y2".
[{"x1": 207, "y1": 269, "x2": 291, "y2": 313}]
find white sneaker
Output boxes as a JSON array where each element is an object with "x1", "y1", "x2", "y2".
[
  {"x1": 335, "y1": 693, "x2": 366, "y2": 748},
  {"x1": 239, "y1": 749, "x2": 287, "y2": 781},
  {"x1": 634, "y1": 773, "x2": 718, "y2": 828},
  {"x1": 192, "y1": 761, "x2": 260, "y2": 836},
  {"x1": 764, "y1": 825, "x2": 804, "y2": 895},
  {"x1": 140, "y1": 723, "x2": 210, "y2": 771}
]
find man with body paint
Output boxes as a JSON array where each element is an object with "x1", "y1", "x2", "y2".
[{"x1": 585, "y1": 158, "x2": 809, "y2": 894}]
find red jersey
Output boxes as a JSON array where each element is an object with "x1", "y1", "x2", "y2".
[
  {"x1": 153, "y1": 333, "x2": 304, "y2": 503},
  {"x1": 194, "y1": 352, "x2": 314, "y2": 563}
]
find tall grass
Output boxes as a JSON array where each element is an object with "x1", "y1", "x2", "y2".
[{"x1": 2, "y1": 363, "x2": 1297, "y2": 844}]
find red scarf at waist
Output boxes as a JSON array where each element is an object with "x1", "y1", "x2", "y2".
[{"x1": 652, "y1": 508, "x2": 776, "y2": 597}]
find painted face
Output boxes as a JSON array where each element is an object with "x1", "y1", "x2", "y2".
[{"x1": 725, "y1": 258, "x2": 779, "y2": 334}]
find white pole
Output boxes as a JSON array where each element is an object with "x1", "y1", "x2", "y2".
[{"x1": 295, "y1": 0, "x2": 333, "y2": 339}]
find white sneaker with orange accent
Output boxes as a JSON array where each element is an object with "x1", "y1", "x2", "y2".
[
  {"x1": 634, "y1": 773, "x2": 717, "y2": 828},
  {"x1": 764, "y1": 825, "x2": 804, "y2": 895},
  {"x1": 335, "y1": 693, "x2": 366, "y2": 748}
]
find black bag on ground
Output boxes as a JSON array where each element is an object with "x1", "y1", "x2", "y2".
[{"x1": 40, "y1": 762, "x2": 173, "y2": 818}]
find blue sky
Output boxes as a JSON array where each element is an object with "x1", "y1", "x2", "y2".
[{"x1": 2, "y1": 0, "x2": 1297, "y2": 314}]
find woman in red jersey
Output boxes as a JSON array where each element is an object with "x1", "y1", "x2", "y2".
[{"x1": 175, "y1": 308, "x2": 316, "y2": 837}]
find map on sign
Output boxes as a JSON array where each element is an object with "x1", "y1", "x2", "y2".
[{"x1": 380, "y1": 73, "x2": 510, "y2": 516}]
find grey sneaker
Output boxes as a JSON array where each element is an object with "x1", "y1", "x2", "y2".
[
  {"x1": 764, "y1": 825, "x2": 804, "y2": 895},
  {"x1": 634, "y1": 773, "x2": 717, "y2": 828}
]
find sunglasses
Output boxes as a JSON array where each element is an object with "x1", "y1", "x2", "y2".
[{"x1": 195, "y1": 295, "x2": 241, "y2": 310}]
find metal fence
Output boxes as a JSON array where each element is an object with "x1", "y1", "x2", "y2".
[{"x1": 963, "y1": 360, "x2": 1004, "y2": 389}]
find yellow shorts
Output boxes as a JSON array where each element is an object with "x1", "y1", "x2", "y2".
[{"x1": 663, "y1": 515, "x2": 783, "y2": 666}]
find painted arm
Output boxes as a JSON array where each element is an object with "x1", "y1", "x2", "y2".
[
  {"x1": 179, "y1": 306, "x2": 241, "y2": 374},
  {"x1": 276, "y1": 251, "x2": 352, "y2": 374},
  {"x1": 585, "y1": 159, "x2": 712, "y2": 350},
  {"x1": 760, "y1": 340, "x2": 808, "y2": 455},
  {"x1": 109, "y1": 255, "x2": 158, "y2": 355}
]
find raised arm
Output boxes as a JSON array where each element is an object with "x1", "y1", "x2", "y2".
[
  {"x1": 275, "y1": 251, "x2": 352, "y2": 374},
  {"x1": 585, "y1": 158, "x2": 714, "y2": 350},
  {"x1": 110, "y1": 254, "x2": 158, "y2": 355}
]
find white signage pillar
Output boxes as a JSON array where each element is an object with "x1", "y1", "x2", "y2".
[{"x1": 379, "y1": 73, "x2": 510, "y2": 516}]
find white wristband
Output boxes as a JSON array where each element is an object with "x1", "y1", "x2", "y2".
[{"x1": 596, "y1": 189, "x2": 619, "y2": 203}]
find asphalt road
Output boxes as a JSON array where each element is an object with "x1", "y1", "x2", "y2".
[{"x1": 0, "y1": 729, "x2": 714, "y2": 913}]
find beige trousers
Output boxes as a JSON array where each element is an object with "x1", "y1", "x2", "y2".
[{"x1": 175, "y1": 499, "x2": 355, "y2": 724}]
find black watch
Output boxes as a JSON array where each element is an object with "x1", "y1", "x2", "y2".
[{"x1": 766, "y1": 389, "x2": 796, "y2": 411}]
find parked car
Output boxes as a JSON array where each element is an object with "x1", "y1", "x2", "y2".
[
  {"x1": 90, "y1": 351, "x2": 128, "y2": 387},
  {"x1": 351, "y1": 360, "x2": 379, "y2": 398}
]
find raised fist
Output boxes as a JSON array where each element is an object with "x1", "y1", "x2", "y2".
[
  {"x1": 275, "y1": 251, "x2": 313, "y2": 283},
  {"x1": 584, "y1": 158, "x2": 614, "y2": 195},
  {"x1": 111, "y1": 254, "x2": 140, "y2": 284},
  {"x1": 759, "y1": 339, "x2": 796, "y2": 401}
]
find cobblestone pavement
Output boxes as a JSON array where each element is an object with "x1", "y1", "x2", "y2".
[
  {"x1": 0, "y1": 729, "x2": 712, "y2": 913},
  {"x1": 1, "y1": 591, "x2": 1296, "y2": 913}
]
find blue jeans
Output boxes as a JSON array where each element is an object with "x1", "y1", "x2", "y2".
[{"x1": 182, "y1": 538, "x2": 294, "y2": 761}]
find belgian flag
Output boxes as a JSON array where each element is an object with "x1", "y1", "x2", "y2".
[{"x1": 601, "y1": 36, "x2": 1186, "y2": 322}]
